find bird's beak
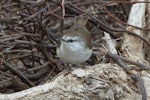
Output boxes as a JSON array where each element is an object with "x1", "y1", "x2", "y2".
[{"x1": 57, "y1": 38, "x2": 66, "y2": 42}]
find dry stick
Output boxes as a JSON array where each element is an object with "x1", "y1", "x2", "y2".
[
  {"x1": 0, "y1": 58, "x2": 34, "y2": 87},
  {"x1": 108, "y1": 1, "x2": 150, "y2": 4},
  {"x1": 120, "y1": 57, "x2": 150, "y2": 70},
  {"x1": 25, "y1": 68, "x2": 48, "y2": 81},
  {"x1": 107, "y1": 51, "x2": 147, "y2": 100},
  {"x1": 27, "y1": 62, "x2": 49, "y2": 72},
  {"x1": 46, "y1": 30, "x2": 59, "y2": 44},
  {"x1": 102, "y1": 5, "x2": 150, "y2": 31},
  {"x1": 14, "y1": 40, "x2": 56, "y2": 48},
  {"x1": 35, "y1": 19, "x2": 58, "y2": 64},
  {"x1": 6, "y1": 54, "x2": 31, "y2": 61},
  {"x1": 78, "y1": 0, "x2": 150, "y2": 31},
  {"x1": 23, "y1": 0, "x2": 58, "y2": 21},
  {"x1": 131, "y1": 73, "x2": 147, "y2": 100}
]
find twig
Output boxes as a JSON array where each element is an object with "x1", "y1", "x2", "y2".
[{"x1": 0, "y1": 58, "x2": 34, "y2": 87}]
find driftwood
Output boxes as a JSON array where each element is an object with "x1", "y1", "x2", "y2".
[
  {"x1": 121, "y1": 0, "x2": 147, "y2": 64},
  {"x1": 0, "y1": 64, "x2": 146, "y2": 100}
]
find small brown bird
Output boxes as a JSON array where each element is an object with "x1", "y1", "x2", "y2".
[{"x1": 56, "y1": 16, "x2": 92, "y2": 64}]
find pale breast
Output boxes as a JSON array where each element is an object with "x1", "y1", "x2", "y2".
[{"x1": 56, "y1": 41, "x2": 92, "y2": 64}]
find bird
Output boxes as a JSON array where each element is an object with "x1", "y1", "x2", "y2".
[{"x1": 56, "y1": 16, "x2": 92, "y2": 65}]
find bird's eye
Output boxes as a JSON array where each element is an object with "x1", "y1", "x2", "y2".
[{"x1": 67, "y1": 39, "x2": 74, "y2": 42}]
